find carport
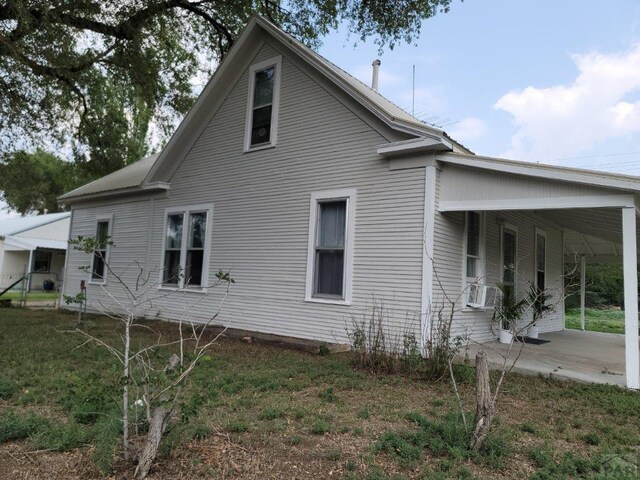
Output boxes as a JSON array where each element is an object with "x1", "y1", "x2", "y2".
[{"x1": 436, "y1": 152, "x2": 640, "y2": 389}]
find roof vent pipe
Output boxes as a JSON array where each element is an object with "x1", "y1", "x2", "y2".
[{"x1": 371, "y1": 59, "x2": 381, "y2": 92}]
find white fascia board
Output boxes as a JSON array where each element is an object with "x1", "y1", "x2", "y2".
[
  {"x1": 438, "y1": 153, "x2": 640, "y2": 193},
  {"x1": 439, "y1": 194, "x2": 636, "y2": 212},
  {"x1": 377, "y1": 137, "x2": 453, "y2": 157},
  {"x1": 61, "y1": 184, "x2": 170, "y2": 204}
]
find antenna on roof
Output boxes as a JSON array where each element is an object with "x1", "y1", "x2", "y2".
[{"x1": 412, "y1": 65, "x2": 415, "y2": 117}]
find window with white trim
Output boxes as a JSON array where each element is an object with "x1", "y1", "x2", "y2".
[
  {"x1": 501, "y1": 225, "x2": 517, "y2": 286},
  {"x1": 244, "y1": 56, "x2": 281, "y2": 150},
  {"x1": 465, "y1": 211, "x2": 483, "y2": 281},
  {"x1": 305, "y1": 189, "x2": 356, "y2": 304},
  {"x1": 535, "y1": 229, "x2": 546, "y2": 291},
  {"x1": 464, "y1": 211, "x2": 491, "y2": 308},
  {"x1": 162, "y1": 206, "x2": 212, "y2": 289},
  {"x1": 91, "y1": 219, "x2": 111, "y2": 282}
]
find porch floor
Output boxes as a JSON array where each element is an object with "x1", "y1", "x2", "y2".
[{"x1": 465, "y1": 330, "x2": 626, "y2": 387}]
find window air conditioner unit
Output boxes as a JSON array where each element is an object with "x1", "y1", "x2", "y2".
[{"x1": 467, "y1": 283, "x2": 498, "y2": 308}]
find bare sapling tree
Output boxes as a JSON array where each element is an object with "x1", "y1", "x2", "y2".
[
  {"x1": 425, "y1": 236, "x2": 580, "y2": 451},
  {"x1": 65, "y1": 235, "x2": 234, "y2": 479},
  {"x1": 467, "y1": 258, "x2": 580, "y2": 451}
]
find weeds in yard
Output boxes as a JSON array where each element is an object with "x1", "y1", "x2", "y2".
[
  {"x1": 0, "y1": 378, "x2": 18, "y2": 399},
  {"x1": 346, "y1": 297, "x2": 422, "y2": 375},
  {"x1": 374, "y1": 411, "x2": 511, "y2": 470},
  {"x1": 311, "y1": 418, "x2": 330, "y2": 435}
]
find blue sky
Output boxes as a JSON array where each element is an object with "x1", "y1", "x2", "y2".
[
  {"x1": 319, "y1": 0, "x2": 640, "y2": 173},
  {"x1": 3, "y1": 1, "x2": 640, "y2": 219}
]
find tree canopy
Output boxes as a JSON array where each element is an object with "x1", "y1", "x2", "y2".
[
  {"x1": 0, "y1": 0, "x2": 455, "y2": 213},
  {"x1": 0, "y1": 149, "x2": 79, "y2": 214}
]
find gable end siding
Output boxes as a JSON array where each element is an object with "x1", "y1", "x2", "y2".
[{"x1": 64, "y1": 42, "x2": 427, "y2": 345}]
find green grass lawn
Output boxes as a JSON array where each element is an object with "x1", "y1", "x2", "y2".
[
  {"x1": 1, "y1": 309, "x2": 639, "y2": 479},
  {"x1": 0, "y1": 291, "x2": 58, "y2": 302},
  {"x1": 565, "y1": 307, "x2": 625, "y2": 334}
]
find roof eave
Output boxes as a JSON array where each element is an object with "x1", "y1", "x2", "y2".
[
  {"x1": 438, "y1": 152, "x2": 640, "y2": 193},
  {"x1": 59, "y1": 182, "x2": 170, "y2": 204}
]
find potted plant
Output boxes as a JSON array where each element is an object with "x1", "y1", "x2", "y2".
[
  {"x1": 526, "y1": 284, "x2": 553, "y2": 339},
  {"x1": 493, "y1": 283, "x2": 526, "y2": 344}
]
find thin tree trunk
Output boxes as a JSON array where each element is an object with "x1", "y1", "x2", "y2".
[
  {"x1": 123, "y1": 317, "x2": 131, "y2": 460},
  {"x1": 135, "y1": 406, "x2": 171, "y2": 479},
  {"x1": 135, "y1": 354, "x2": 180, "y2": 479},
  {"x1": 470, "y1": 351, "x2": 493, "y2": 451}
]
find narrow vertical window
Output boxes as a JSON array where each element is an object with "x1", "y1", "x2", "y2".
[
  {"x1": 466, "y1": 211, "x2": 481, "y2": 280},
  {"x1": 245, "y1": 56, "x2": 281, "y2": 150},
  {"x1": 185, "y1": 212, "x2": 207, "y2": 287},
  {"x1": 91, "y1": 219, "x2": 110, "y2": 281},
  {"x1": 314, "y1": 200, "x2": 347, "y2": 297},
  {"x1": 163, "y1": 213, "x2": 184, "y2": 285},
  {"x1": 535, "y1": 230, "x2": 546, "y2": 291},
  {"x1": 161, "y1": 205, "x2": 212, "y2": 289},
  {"x1": 502, "y1": 226, "x2": 517, "y2": 285},
  {"x1": 250, "y1": 66, "x2": 274, "y2": 146},
  {"x1": 305, "y1": 189, "x2": 356, "y2": 304}
]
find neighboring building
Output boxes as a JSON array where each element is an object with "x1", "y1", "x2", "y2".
[
  {"x1": 0, "y1": 212, "x2": 70, "y2": 292},
  {"x1": 59, "y1": 16, "x2": 640, "y2": 388}
]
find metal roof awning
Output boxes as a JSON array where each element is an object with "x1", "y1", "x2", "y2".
[{"x1": 2, "y1": 236, "x2": 67, "y2": 252}]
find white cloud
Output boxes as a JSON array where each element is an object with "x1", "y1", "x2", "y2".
[
  {"x1": 495, "y1": 44, "x2": 640, "y2": 162},
  {"x1": 447, "y1": 117, "x2": 487, "y2": 143}
]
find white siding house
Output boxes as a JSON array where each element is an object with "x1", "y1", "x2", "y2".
[
  {"x1": 0, "y1": 212, "x2": 70, "y2": 292},
  {"x1": 60, "y1": 16, "x2": 640, "y2": 388}
]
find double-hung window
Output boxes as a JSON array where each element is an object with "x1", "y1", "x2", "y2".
[
  {"x1": 162, "y1": 205, "x2": 212, "y2": 289},
  {"x1": 501, "y1": 224, "x2": 518, "y2": 286},
  {"x1": 244, "y1": 56, "x2": 282, "y2": 150},
  {"x1": 305, "y1": 189, "x2": 356, "y2": 304},
  {"x1": 465, "y1": 211, "x2": 483, "y2": 282},
  {"x1": 535, "y1": 229, "x2": 546, "y2": 291},
  {"x1": 91, "y1": 218, "x2": 112, "y2": 283},
  {"x1": 464, "y1": 211, "x2": 490, "y2": 307}
]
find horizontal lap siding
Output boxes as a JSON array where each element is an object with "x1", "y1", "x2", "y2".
[
  {"x1": 67, "y1": 41, "x2": 426, "y2": 345},
  {"x1": 433, "y1": 168, "x2": 565, "y2": 343},
  {"x1": 64, "y1": 199, "x2": 154, "y2": 312}
]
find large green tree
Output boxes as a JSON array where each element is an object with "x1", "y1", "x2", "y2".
[
  {"x1": 0, "y1": 149, "x2": 78, "y2": 214},
  {"x1": 0, "y1": 1, "x2": 455, "y2": 190}
]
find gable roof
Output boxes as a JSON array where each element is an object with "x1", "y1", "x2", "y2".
[
  {"x1": 60, "y1": 15, "x2": 471, "y2": 203},
  {"x1": 59, "y1": 154, "x2": 163, "y2": 201},
  {"x1": 0, "y1": 212, "x2": 70, "y2": 237},
  {"x1": 143, "y1": 14, "x2": 470, "y2": 184}
]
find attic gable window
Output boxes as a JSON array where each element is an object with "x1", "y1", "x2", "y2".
[{"x1": 244, "y1": 56, "x2": 282, "y2": 151}]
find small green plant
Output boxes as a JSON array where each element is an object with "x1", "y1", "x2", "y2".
[
  {"x1": 358, "y1": 408, "x2": 371, "y2": 419},
  {"x1": 0, "y1": 410, "x2": 44, "y2": 442},
  {"x1": 0, "y1": 378, "x2": 18, "y2": 399},
  {"x1": 227, "y1": 420, "x2": 249, "y2": 433},
  {"x1": 318, "y1": 343, "x2": 330, "y2": 356},
  {"x1": 521, "y1": 422, "x2": 537, "y2": 434},
  {"x1": 29, "y1": 421, "x2": 89, "y2": 451},
  {"x1": 327, "y1": 449, "x2": 343, "y2": 461},
  {"x1": 288, "y1": 435, "x2": 302, "y2": 445},
  {"x1": 319, "y1": 387, "x2": 338, "y2": 403},
  {"x1": 493, "y1": 283, "x2": 526, "y2": 333},
  {"x1": 259, "y1": 407, "x2": 285, "y2": 420},
  {"x1": 583, "y1": 432, "x2": 601, "y2": 445},
  {"x1": 345, "y1": 459, "x2": 357, "y2": 471},
  {"x1": 311, "y1": 418, "x2": 330, "y2": 435}
]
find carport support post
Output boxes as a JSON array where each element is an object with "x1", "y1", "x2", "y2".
[
  {"x1": 580, "y1": 255, "x2": 586, "y2": 331},
  {"x1": 622, "y1": 207, "x2": 639, "y2": 389}
]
